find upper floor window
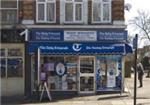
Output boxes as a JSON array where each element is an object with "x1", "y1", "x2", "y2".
[
  {"x1": 36, "y1": 0, "x2": 56, "y2": 23},
  {"x1": 0, "y1": 0, "x2": 18, "y2": 25},
  {"x1": 92, "y1": 0, "x2": 111, "y2": 23},
  {"x1": 65, "y1": 0, "x2": 83, "y2": 23}
]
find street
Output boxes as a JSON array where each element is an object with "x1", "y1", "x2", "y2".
[{"x1": 2, "y1": 73, "x2": 150, "y2": 105}]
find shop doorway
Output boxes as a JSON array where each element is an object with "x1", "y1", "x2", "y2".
[{"x1": 79, "y1": 56, "x2": 95, "y2": 94}]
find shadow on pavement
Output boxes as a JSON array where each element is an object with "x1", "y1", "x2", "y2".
[
  {"x1": 1, "y1": 93, "x2": 130, "y2": 105},
  {"x1": 97, "y1": 94, "x2": 129, "y2": 100}
]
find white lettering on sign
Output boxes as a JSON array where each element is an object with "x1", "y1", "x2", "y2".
[
  {"x1": 86, "y1": 46, "x2": 114, "y2": 50},
  {"x1": 64, "y1": 31, "x2": 97, "y2": 41},
  {"x1": 98, "y1": 31, "x2": 126, "y2": 40},
  {"x1": 35, "y1": 31, "x2": 61, "y2": 40},
  {"x1": 39, "y1": 46, "x2": 68, "y2": 50}
]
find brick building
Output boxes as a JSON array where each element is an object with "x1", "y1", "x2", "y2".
[{"x1": 1, "y1": 0, "x2": 132, "y2": 97}]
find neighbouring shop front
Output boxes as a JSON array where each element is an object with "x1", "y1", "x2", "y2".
[
  {"x1": 1, "y1": 29, "x2": 25, "y2": 96},
  {"x1": 26, "y1": 29, "x2": 132, "y2": 96}
]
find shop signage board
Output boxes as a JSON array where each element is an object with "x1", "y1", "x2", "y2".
[
  {"x1": 31, "y1": 29, "x2": 64, "y2": 41},
  {"x1": 97, "y1": 30, "x2": 127, "y2": 42},
  {"x1": 30, "y1": 29, "x2": 127, "y2": 42},
  {"x1": 28, "y1": 42, "x2": 125, "y2": 54},
  {"x1": 64, "y1": 31, "x2": 97, "y2": 41}
]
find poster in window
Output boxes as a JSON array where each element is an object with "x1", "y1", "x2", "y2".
[
  {"x1": 107, "y1": 60, "x2": 117, "y2": 76},
  {"x1": 56, "y1": 63, "x2": 66, "y2": 76},
  {"x1": 62, "y1": 82, "x2": 68, "y2": 90},
  {"x1": 107, "y1": 75, "x2": 116, "y2": 87},
  {"x1": 107, "y1": 60, "x2": 117, "y2": 87},
  {"x1": 44, "y1": 63, "x2": 54, "y2": 71},
  {"x1": 97, "y1": 60, "x2": 106, "y2": 76},
  {"x1": 40, "y1": 72, "x2": 46, "y2": 81}
]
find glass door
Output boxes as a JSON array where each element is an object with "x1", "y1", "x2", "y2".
[{"x1": 79, "y1": 56, "x2": 95, "y2": 94}]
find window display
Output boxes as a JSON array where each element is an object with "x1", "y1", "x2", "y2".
[
  {"x1": 107, "y1": 60, "x2": 117, "y2": 87},
  {"x1": 36, "y1": 56, "x2": 78, "y2": 91},
  {"x1": 96, "y1": 58, "x2": 107, "y2": 89},
  {"x1": 96, "y1": 55, "x2": 122, "y2": 91},
  {"x1": 65, "y1": 62, "x2": 77, "y2": 90}
]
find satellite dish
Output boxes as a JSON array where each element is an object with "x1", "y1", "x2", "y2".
[{"x1": 125, "y1": 3, "x2": 132, "y2": 11}]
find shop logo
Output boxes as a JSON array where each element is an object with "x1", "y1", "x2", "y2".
[
  {"x1": 56, "y1": 63, "x2": 65, "y2": 76},
  {"x1": 72, "y1": 43, "x2": 82, "y2": 51}
]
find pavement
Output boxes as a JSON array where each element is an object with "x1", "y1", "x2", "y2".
[{"x1": 1, "y1": 73, "x2": 150, "y2": 105}]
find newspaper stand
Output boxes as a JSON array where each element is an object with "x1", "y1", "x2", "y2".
[{"x1": 39, "y1": 82, "x2": 52, "y2": 102}]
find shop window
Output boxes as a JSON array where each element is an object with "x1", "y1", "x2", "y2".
[
  {"x1": 33, "y1": 56, "x2": 78, "y2": 91},
  {"x1": 65, "y1": 0, "x2": 83, "y2": 23},
  {"x1": 96, "y1": 56, "x2": 122, "y2": 90},
  {"x1": 92, "y1": 0, "x2": 111, "y2": 23},
  {"x1": 8, "y1": 48, "x2": 22, "y2": 56},
  {"x1": 7, "y1": 58, "x2": 23, "y2": 77},
  {"x1": 0, "y1": 58, "x2": 6, "y2": 78},
  {"x1": 65, "y1": 56, "x2": 78, "y2": 90},
  {"x1": 36, "y1": 0, "x2": 56, "y2": 23}
]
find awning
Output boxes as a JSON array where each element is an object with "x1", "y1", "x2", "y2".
[
  {"x1": 28, "y1": 42, "x2": 133, "y2": 55},
  {"x1": 125, "y1": 44, "x2": 133, "y2": 54}
]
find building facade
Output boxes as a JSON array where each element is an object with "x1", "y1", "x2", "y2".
[
  {"x1": 1, "y1": 0, "x2": 132, "y2": 97},
  {"x1": 0, "y1": 0, "x2": 25, "y2": 96}
]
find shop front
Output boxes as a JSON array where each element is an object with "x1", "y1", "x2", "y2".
[
  {"x1": 26, "y1": 29, "x2": 132, "y2": 96},
  {"x1": 1, "y1": 29, "x2": 24, "y2": 96}
]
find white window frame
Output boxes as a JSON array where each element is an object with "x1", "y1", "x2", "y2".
[
  {"x1": 0, "y1": 0, "x2": 18, "y2": 23},
  {"x1": 0, "y1": 48, "x2": 24, "y2": 78},
  {"x1": 36, "y1": 0, "x2": 56, "y2": 23},
  {"x1": 64, "y1": 0, "x2": 84, "y2": 23},
  {"x1": 92, "y1": 0, "x2": 111, "y2": 23}
]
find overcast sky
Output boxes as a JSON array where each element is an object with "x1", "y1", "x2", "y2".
[{"x1": 125, "y1": 0, "x2": 150, "y2": 48}]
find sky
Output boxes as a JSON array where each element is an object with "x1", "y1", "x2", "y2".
[{"x1": 125, "y1": 0, "x2": 150, "y2": 48}]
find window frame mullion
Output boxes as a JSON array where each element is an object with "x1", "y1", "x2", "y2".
[
  {"x1": 44, "y1": 2, "x2": 47, "y2": 22},
  {"x1": 6, "y1": 49, "x2": 8, "y2": 78},
  {"x1": 73, "y1": 2, "x2": 76, "y2": 22}
]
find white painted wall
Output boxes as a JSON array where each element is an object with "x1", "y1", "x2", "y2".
[{"x1": 1, "y1": 78, "x2": 24, "y2": 96}]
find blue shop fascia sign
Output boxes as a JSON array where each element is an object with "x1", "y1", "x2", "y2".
[
  {"x1": 28, "y1": 42, "x2": 125, "y2": 54},
  {"x1": 30, "y1": 29, "x2": 127, "y2": 42},
  {"x1": 31, "y1": 29, "x2": 64, "y2": 41},
  {"x1": 28, "y1": 29, "x2": 131, "y2": 54}
]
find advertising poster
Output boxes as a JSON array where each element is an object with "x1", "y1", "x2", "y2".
[
  {"x1": 62, "y1": 82, "x2": 68, "y2": 90},
  {"x1": 44, "y1": 63, "x2": 54, "y2": 71},
  {"x1": 107, "y1": 60, "x2": 117, "y2": 76},
  {"x1": 56, "y1": 63, "x2": 66, "y2": 76},
  {"x1": 107, "y1": 76, "x2": 116, "y2": 87},
  {"x1": 107, "y1": 60, "x2": 117, "y2": 87},
  {"x1": 40, "y1": 72, "x2": 46, "y2": 81},
  {"x1": 96, "y1": 57, "x2": 107, "y2": 89}
]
